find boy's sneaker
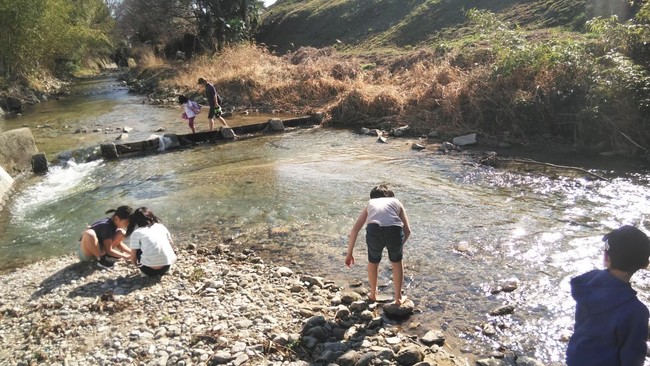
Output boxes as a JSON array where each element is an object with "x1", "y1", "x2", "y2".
[{"x1": 97, "y1": 256, "x2": 115, "y2": 270}]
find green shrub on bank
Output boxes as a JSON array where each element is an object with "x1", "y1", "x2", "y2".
[
  {"x1": 0, "y1": 0, "x2": 113, "y2": 80},
  {"x1": 461, "y1": 9, "x2": 650, "y2": 154}
]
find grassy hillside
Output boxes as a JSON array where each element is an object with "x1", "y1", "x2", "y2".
[
  {"x1": 246, "y1": 0, "x2": 650, "y2": 159},
  {"x1": 138, "y1": 1, "x2": 649, "y2": 159},
  {"x1": 257, "y1": 0, "x2": 591, "y2": 53}
]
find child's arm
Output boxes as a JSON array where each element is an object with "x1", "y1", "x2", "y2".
[
  {"x1": 345, "y1": 208, "x2": 368, "y2": 267},
  {"x1": 102, "y1": 229, "x2": 130, "y2": 260},
  {"x1": 399, "y1": 206, "x2": 411, "y2": 244},
  {"x1": 116, "y1": 241, "x2": 132, "y2": 255}
]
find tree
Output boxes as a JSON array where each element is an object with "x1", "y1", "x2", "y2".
[
  {"x1": 194, "y1": 0, "x2": 263, "y2": 51},
  {"x1": 113, "y1": 0, "x2": 264, "y2": 56},
  {"x1": 0, "y1": 0, "x2": 114, "y2": 78}
]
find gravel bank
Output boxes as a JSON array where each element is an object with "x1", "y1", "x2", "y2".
[{"x1": 0, "y1": 230, "x2": 466, "y2": 366}]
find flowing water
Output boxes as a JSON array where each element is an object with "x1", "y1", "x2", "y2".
[{"x1": 1, "y1": 74, "x2": 650, "y2": 365}]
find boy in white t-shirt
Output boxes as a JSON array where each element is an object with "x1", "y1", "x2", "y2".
[
  {"x1": 127, "y1": 207, "x2": 177, "y2": 277},
  {"x1": 346, "y1": 185, "x2": 411, "y2": 305}
]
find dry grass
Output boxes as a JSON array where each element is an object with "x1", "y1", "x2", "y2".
[
  {"x1": 137, "y1": 48, "x2": 166, "y2": 69},
  {"x1": 149, "y1": 43, "x2": 612, "y2": 141},
  {"x1": 155, "y1": 44, "x2": 498, "y2": 134}
]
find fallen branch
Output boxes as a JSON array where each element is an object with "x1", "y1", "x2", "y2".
[
  {"x1": 619, "y1": 132, "x2": 649, "y2": 153},
  {"x1": 498, "y1": 157, "x2": 609, "y2": 181}
]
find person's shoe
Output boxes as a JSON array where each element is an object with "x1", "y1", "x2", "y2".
[
  {"x1": 105, "y1": 255, "x2": 120, "y2": 263},
  {"x1": 97, "y1": 256, "x2": 115, "y2": 270}
]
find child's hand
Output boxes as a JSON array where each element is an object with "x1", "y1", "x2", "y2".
[{"x1": 345, "y1": 254, "x2": 355, "y2": 267}]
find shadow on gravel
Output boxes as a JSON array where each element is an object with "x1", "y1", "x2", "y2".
[
  {"x1": 66, "y1": 274, "x2": 163, "y2": 298},
  {"x1": 30, "y1": 261, "x2": 102, "y2": 300}
]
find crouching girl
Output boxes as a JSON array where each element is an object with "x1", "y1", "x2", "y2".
[{"x1": 127, "y1": 207, "x2": 177, "y2": 277}]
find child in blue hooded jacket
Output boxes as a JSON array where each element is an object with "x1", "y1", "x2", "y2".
[{"x1": 566, "y1": 225, "x2": 650, "y2": 366}]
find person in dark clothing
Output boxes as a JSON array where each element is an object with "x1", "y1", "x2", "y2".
[
  {"x1": 566, "y1": 225, "x2": 650, "y2": 366},
  {"x1": 197, "y1": 77, "x2": 228, "y2": 131},
  {"x1": 77, "y1": 206, "x2": 133, "y2": 269}
]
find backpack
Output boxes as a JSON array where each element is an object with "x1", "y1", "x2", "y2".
[{"x1": 189, "y1": 100, "x2": 202, "y2": 114}]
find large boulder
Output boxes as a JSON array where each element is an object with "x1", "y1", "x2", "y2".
[
  {"x1": 0, "y1": 96, "x2": 24, "y2": 113},
  {"x1": 0, "y1": 128, "x2": 39, "y2": 176}
]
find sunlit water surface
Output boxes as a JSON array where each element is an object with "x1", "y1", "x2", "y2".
[{"x1": 1, "y1": 74, "x2": 650, "y2": 365}]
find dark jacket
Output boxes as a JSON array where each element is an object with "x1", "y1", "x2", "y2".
[
  {"x1": 566, "y1": 269, "x2": 648, "y2": 366},
  {"x1": 89, "y1": 217, "x2": 118, "y2": 244}
]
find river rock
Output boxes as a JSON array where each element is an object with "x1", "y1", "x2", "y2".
[
  {"x1": 452, "y1": 133, "x2": 477, "y2": 146},
  {"x1": 420, "y1": 329, "x2": 445, "y2": 346},
  {"x1": 1, "y1": 96, "x2": 24, "y2": 113},
  {"x1": 476, "y1": 358, "x2": 507, "y2": 366},
  {"x1": 383, "y1": 298, "x2": 415, "y2": 316},
  {"x1": 516, "y1": 356, "x2": 545, "y2": 366},
  {"x1": 489, "y1": 304, "x2": 515, "y2": 316},
  {"x1": 391, "y1": 125, "x2": 411, "y2": 137},
  {"x1": 395, "y1": 345, "x2": 425, "y2": 365},
  {"x1": 338, "y1": 349, "x2": 359, "y2": 366},
  {"x1": 221, "y1": 127, "x2": 236, "y2": 139},
  {"x1": 340, "y1": 291, "x2": 363, "y2": 304},
  {"x1": 439, "y1": 141, "x2": 460, "y2": 152},
  {"x1": 31, "y1": 153, "x2": 48, "y2": 174},
  {"x1": 266, "y1": 118, "x2": 285, "y2": 132}
]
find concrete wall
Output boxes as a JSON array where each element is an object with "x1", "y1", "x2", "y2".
[{"x1": 0, "y1": 165, "x2": 14, "y2": 211}]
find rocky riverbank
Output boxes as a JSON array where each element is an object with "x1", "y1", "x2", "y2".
[{"x1": 0, "y1": 230, "x2": 471, "y2": 366}]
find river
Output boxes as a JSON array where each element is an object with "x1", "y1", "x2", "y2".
[{"x1": 1, "y1": 74, "x2": 649, "y2": 365}]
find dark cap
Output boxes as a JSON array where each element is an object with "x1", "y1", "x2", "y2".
[
  {"x1": 603, "y1": 225, "x2": 650, "y2": 272},
  {"x1": 197, "y1": 77, "x2": 207, "y2": 84}
]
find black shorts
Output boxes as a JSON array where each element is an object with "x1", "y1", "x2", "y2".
[
  {"x1": 135, "y1": 249, "x2": 171, "y2": 277},
  {"x1": 365, "y1": 224, "x2": 404, "y2": 263}
]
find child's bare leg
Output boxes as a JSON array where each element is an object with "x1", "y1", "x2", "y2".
[
  {"x1": 219, "y1": 116, "x2": 229, "y2": 127},
  {"x1": 80, "y1": 230, "x2": 102, "y2": 259},
  {"x1": 391, "y1": 260, "x2": 405, "y2": 305},
  {"x1": 367, "y1": 262, "x2": 379, "y2": 301},
  {"x1": 189, "y1": 118, "x2": 196, "y2": 133},
  {"x1": 209, "y1": 118, "x2": 215, "y2": 131}
]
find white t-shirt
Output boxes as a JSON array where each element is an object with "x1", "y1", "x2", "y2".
[
  {"x1": 129, "y1": 223, "x2": 177, "y2": 267},
  {"x1": 183, "y1": 101, "x2": 196, "y2": 118},
  {"x1": 365, "y1": 197, "x2": 404, "y2": 227}
]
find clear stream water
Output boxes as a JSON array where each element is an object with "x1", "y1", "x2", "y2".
[{"x1": 1, "y1": 74, "x2": 649, "y2": 365}]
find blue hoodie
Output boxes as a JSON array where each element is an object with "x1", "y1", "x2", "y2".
[{"x1": 566, "y1": 269, "x2": 649, "y2": 366}]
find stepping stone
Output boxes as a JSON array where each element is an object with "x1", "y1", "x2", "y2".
[{"x1": 383, "y1": 298, "x2": 415, "y2": 317}]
